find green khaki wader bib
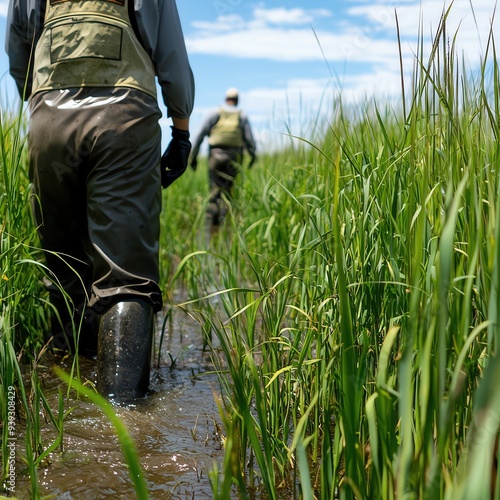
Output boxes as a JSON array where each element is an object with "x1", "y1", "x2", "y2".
[
  {"x1": 32, "y1": 0, "x2": 157, "y2": 98},
  {"x1": 208, "y1": 108, "x2": 244, "y2": 148}
]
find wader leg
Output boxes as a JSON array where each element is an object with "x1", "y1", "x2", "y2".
[
  {"x1": 207, "y1": 148, "x2": 241, "y2": 226},
  {"x1": 97, "y1": 299, "x2": 153, "y2": 402},
  {"x1": 48, "y1": 289, "x2": 98, "y2": 359}
]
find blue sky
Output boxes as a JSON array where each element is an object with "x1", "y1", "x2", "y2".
[{"x1": 0, "y1": 1, "x2": 498, "y2": 151}]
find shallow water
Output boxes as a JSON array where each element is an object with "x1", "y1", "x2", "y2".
[{"x1": 14, "y1": 302, "x2": 224, "y2": 499}]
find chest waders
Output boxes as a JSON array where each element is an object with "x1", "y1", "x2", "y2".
[
  {"x1": 32, "y1": 0, "x2": 157, "y2": 402},
  {"x1": 208, "y1": 108, "x2": 243, "y2": 148},
  {"x1": 32, "y1": 0, "x2": 157, "y2": 98}
]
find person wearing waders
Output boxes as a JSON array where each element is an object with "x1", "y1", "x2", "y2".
[
  {"x1": 190, "y1": 88, "x2": 256, "y2": 225},
  {"x1": 6, "y1": 0, "x2": 194, "y2": 402}
]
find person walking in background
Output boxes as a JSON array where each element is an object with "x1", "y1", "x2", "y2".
[
  {"x1": 6, "y1": 0, "x2": 194, "y2": 402},
  {"x1": 190, "y1": 88, "x2": 256, "y2": 225}
]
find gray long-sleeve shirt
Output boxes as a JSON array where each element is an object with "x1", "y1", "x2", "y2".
[{"x1": 5, "y1": 0, "x2": 194, "y2": 119}]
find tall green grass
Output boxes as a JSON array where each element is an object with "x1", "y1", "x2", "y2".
[
  {"x1": 169, "y1": 10, "x2": 500, "y2": 500},
  {"x1": 0, "y1": 100, "x2": 152, "y2": 498},
  {"x1": 0, "y1": 105, "x2": 70, "y2": 498},
  {"x1": 3, "y1": 4, "x2": 500, "y2": 498}
]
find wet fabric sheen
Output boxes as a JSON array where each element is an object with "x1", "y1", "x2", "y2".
[{"x1": 28, "y1": 87, "x2": 163, "y2": 313}]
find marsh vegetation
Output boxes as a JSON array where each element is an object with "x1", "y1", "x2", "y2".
[{"x1": 2, "y1": 11, "x2": 500, "y2": 499}]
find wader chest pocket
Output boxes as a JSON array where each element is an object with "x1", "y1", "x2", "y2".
[{"x1": 50, "y1": 22, "x2": 123, "y2": 63}]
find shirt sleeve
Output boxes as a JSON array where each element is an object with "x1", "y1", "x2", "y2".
[
  {"x1": 135, "y1": 0, "x2": 194, "y2": 119},
  {"x1": 5, "y1": 0, "x2": 44, "y2": 100},
  {"x1": 190, "y1": 111, "x2": 220, "y2": 158},
  {"x1": 240, "y1": 112, "x2": 257, "y2": 156}
]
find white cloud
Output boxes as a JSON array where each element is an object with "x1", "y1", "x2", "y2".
[
  {"x1": 187, "y1": 2, "x2": 500, "y2": 149},
  {"x1": 186, "y1": 7, "x2": 338, "y2": 62},
  {"x1": 243, "y1": 72, "x2": 406, "y2": 143},
  {"x1": 192, "y1": 15, "x2": 247, "y2": 34},
  {"x1": 252, "y1": 8, "x2": 319, "y2": 26},
  {"x1": 0, "y1": 1, "x2": 8, "y2": 17},
  {"x1": 347, "y1": 0, "x2": 499, "y2": 44},
  {"x1": 187, "y1": 25, "x2": 403, "y2": 63},
  {"x1": 186, "y1": 2, "x2": 499, "y2": 66}
]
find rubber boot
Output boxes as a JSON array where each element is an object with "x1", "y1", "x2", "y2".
[{"x1": 97, "y1": 299, "x2": 154, "y2": 402}]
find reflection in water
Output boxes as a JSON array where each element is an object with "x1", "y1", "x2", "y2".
[{"x1": 16, "y1": 302, "x2": 223, "y2": 499}]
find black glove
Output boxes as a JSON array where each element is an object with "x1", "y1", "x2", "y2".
[
  {"x1": 161, "y1": 127, "x2": 191, "y2": 189},
  {"x1": 190, "y1": 157, "x2": 198, "y2": 171}
]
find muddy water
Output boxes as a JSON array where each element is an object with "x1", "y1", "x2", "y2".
[{"x1": 15, "y1": 300, "x2": 224, "y2": 499}]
